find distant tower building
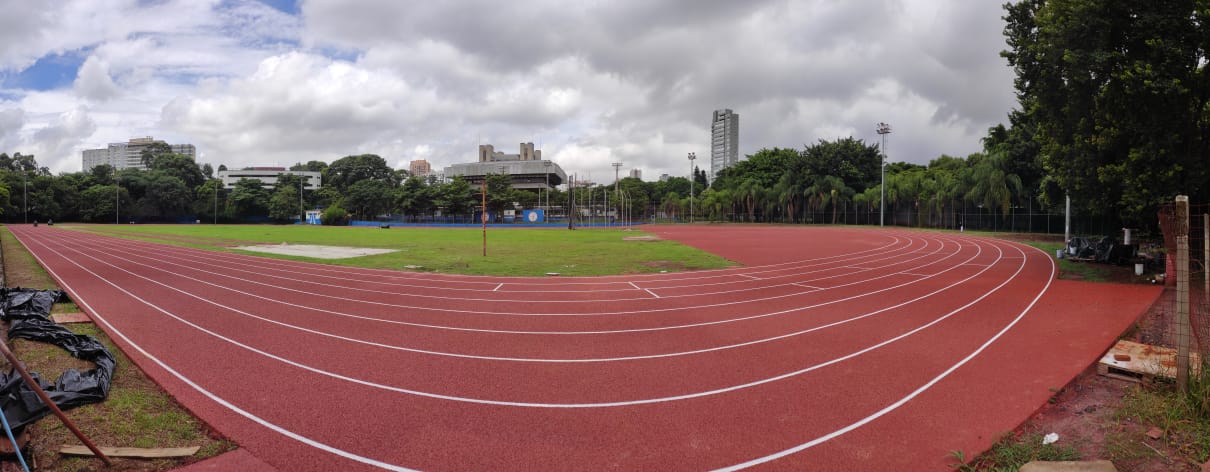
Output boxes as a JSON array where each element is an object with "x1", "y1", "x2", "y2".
[
  {"x1": 629, "y1": 168, "x2": 642, "y2": 180},
  {"x1": 82, "y1": 136, "x2": 196, "y2": 171},
  {"x1": 710, "y1": 109, "x2": 739, "y2": 177},
  {"x1": 409, "y1": 159, "x2": 432, "y2": 176}
]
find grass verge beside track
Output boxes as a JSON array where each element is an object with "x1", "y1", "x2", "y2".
[
  {"x1": 0, "y1": 226, "x2": 235, "y2": 471},
  {"x1": 67, "y1": 224, "x2": 737, "y2": 276}
]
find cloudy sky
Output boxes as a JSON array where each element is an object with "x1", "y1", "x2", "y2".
[{"x1": 0, "y1": 0, "x2": 1017, "y2": 183}]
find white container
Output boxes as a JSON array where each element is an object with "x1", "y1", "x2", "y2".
[
  {"x1": 1056, "y1": 249, "x2": 1064, "y2": 259},
  {"x1": 1135, "y1": 263, "x2": 1144, "y2": 276}
]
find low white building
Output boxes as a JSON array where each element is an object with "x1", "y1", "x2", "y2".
[
  {"x1": 217, "y1": 167, "x2": 321, "y2": 189},
  {"x1": 443, "y1": 143, "x2": 565, "y2": 190}
]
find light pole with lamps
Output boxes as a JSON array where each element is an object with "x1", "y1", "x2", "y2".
[
  {"x1": 543, "y1": 160, "x2": 552, "y2": 212},
  {"x1": 115, "y1": 169, "x2": 120, "y2": 225},
  {"x1": 876, "y1": 122, "x2": 892, "y2": 227},
  {"x1": 687, "y1": 152, "x2": 695, "y2": 223}
]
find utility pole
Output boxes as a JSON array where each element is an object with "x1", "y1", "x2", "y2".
[{"x1": 876, "y1": 122, "x2": 892, "y2": 227}]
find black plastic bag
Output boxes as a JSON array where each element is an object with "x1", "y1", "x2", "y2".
[{"x1": 0, "y1": 288, "x2": 115, "y2": 430}]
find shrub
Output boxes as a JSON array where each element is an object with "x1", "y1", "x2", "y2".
[{"x1": 321, "y1": 206, "x2": 349, "y2": 226}]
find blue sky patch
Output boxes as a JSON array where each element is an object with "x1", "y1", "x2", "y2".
[
  {"x1": 1, "y1": 53, "x2": 85, "y2": 92},
  {"x1": 256, "y1": 0, "x2": 299, "y2": 15}
]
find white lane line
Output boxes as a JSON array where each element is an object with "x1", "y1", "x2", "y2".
[
  {"x1": 13, "y1": 229, "x2": 418, "y2": 472},
  {"x1": 899, "y1": 273, "x2": 932, "y2": 277},
  {"x1": 76, "y1": 236, "x2": 966, "y2": 318},
  {"x1": 84, "y1": 229, "x2": 922, "y2": 293},
  {"x1": 738, "y1": 274, "x2": 760, "y2": 280},
  {"x1": 717, "y1": 243, "x2": 1052, "y2": 471},
  {"x1": 629, "y1": 282, "x2": 642, "y2": 290},
  {"x1": 792, "y1": 283, "x2": 823, "y2": 290},
  {"x1": 86, "y1": 227, "x2": 911, "y2": 288},
  {"x1": 84, "y1": 236, "x2": 928, "y2": 303},
  {"x1": 493, "y1": 283, "x2": 504, "y2": 292},
  {"x1": 23, "y1": 231, "x2": 1041, "y2": 411},
  {"x1": 50, "y1": 234, "x2": 983, "y2": 343},
  {"x1": 645, "y1": 289, "x2": 661, "y2": 299}
]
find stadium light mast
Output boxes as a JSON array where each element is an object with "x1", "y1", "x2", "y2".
[
  {"x1": 876, "y1": 122, "x2": 892, "y2": 227},
  {"x1": 687, "y1": 152, "x2": 695, "y2": 223}
]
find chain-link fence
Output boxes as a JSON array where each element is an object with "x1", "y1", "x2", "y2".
[{"x1": 1156, "y1": 199, "x2": 1209, "y2": 385}]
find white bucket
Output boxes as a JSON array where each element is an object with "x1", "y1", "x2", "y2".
[
  {"x1": 1135, "y1": 263, "x2": 1144, "y2": 276},
  {"x1": 1055, "y1": 249, "x2": 1064, "y2": 259}
]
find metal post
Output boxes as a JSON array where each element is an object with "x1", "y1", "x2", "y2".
[
  {"x1": 214, "y1": 181, "x2": 218, "y2": 225},
  {"x1": 1175, "y1": 195, "x2": 1190, "y2": 392},
  {"x1": 1064, "y1": 195, "x2": 1071, "y2": 243},
  {"x1": 23, "y1": 175, "x2": 28, "y2": 224},
  {"x1": 0, "y1": 340, "x2": 112, "y2": 466},
  {"x1": 876, "y1": 123, "x2": 891, "y2": 227},
  {"x1": 115, "y1": 171, "x2": 120, "y2": 225}
]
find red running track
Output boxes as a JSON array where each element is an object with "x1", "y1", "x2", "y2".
[{"x1": 8, "y1": 224, "x2": 1160, "y2": 471}]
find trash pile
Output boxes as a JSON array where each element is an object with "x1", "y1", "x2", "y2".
[
  {"x1": 0, "y1": 288, "x2": 114, "y2": 430},
  {"x1": 1064, "y1": 235, "x2": 1138, "y2": 265}
]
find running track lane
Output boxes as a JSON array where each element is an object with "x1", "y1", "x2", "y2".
[{"x1": 8, "y1": 225, "x2": 1160, "y2": 471}]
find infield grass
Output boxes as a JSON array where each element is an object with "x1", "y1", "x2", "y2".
[{"x1": 67, "y1": 224, "x2": 737, "y2": 276}]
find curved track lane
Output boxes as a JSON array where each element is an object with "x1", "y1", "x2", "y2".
[{"x1": 7, "y1": 225, "x2": 1159, "y2": 471}]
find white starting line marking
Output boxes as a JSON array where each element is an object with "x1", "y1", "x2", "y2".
[
  {"x1": 493, "y1": 283, "x2": 504, "y2": 292},
  {"x1": 737, "y1": 274, "x2": 760, "y2": 280},
  {"x1": 645, "y1": 289, "x2": 661, "y2": 298},
  {"x1": 629, "y1": 282, "x2": 642, "y2": 290}
]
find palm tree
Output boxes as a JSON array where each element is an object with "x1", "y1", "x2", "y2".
[
  {"x1": 736, "y1": 178, "x2": 762, "y2": 222},
  {"x1": 965, "y1": 151, "x2": 1023, "y2": 220}
]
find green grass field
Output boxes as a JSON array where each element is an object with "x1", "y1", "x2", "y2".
[{"x1": 69, "y1": 225, "x2": 737, "y2": 276}]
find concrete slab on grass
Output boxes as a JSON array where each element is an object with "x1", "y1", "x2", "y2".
[
  {"x1": 1019, "y1": 460, "x2": 1117, "y2": 472},
  {"x1": 235, "y1": 244, "x2": 396, "y2": 259},
  {"x1": 51, "y1": 312, "x2": 91, "y2": 324}
]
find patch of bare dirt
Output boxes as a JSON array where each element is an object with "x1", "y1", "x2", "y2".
[
  {"x1": 1011, "y1": 288, "x2": 1209, "y2": 472},
  {"x1": 640, "y1": 261, "x2": 690, "y2": 271}
]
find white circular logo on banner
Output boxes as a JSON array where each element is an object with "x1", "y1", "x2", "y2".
[{"x1": 527, "y1": 211, "x2": 539, "y2": 222}]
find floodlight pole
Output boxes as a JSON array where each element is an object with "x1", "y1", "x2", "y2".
[
  {"x1": 482, "y1": 174, "x2": 488, "y2": 256},
  {"x1": 688, "y1": 152, "x2": 695, "y2": 223},
  {"x1": 876, "y1": 122, "x2": 892, "y2": 227},
  {"x1": 115, "y1": 169, "x2": 120, "y2": 225},
  {"x1": 544, "y1": 161, "x2": 552, "y2": 211},
  {"x1": 299, "y1": 175, "x2": 304, "y2": 223},
  {"x1": 214, "y1": 180, "x2": 218, "y2": 225}
]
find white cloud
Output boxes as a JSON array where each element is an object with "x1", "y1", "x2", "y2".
[
  {"x1": 1, "y1": 1, "x2": 1017, "y2": 181},
  {"x1": 73, "y1": 56, "x2": 121, "y2": 101}
]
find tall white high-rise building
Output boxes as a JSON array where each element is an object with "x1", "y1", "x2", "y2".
[
  {"x1": 82, "y1": 137, "x2": 196, "y2": 171},
  {"x1": 710, "y1": 109, "x2": 739, "y2": 177}
]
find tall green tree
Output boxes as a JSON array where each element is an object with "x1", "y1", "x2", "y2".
[
  {"x1": 342, "y1": 178, "x2": 394, "y2": 220},
  {"x1": 325, "y1": 154, "x2": 396, "y2": 192},
  {"x1": 1002, "y1": 0, "x2": 1209, "y2": 225}
]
